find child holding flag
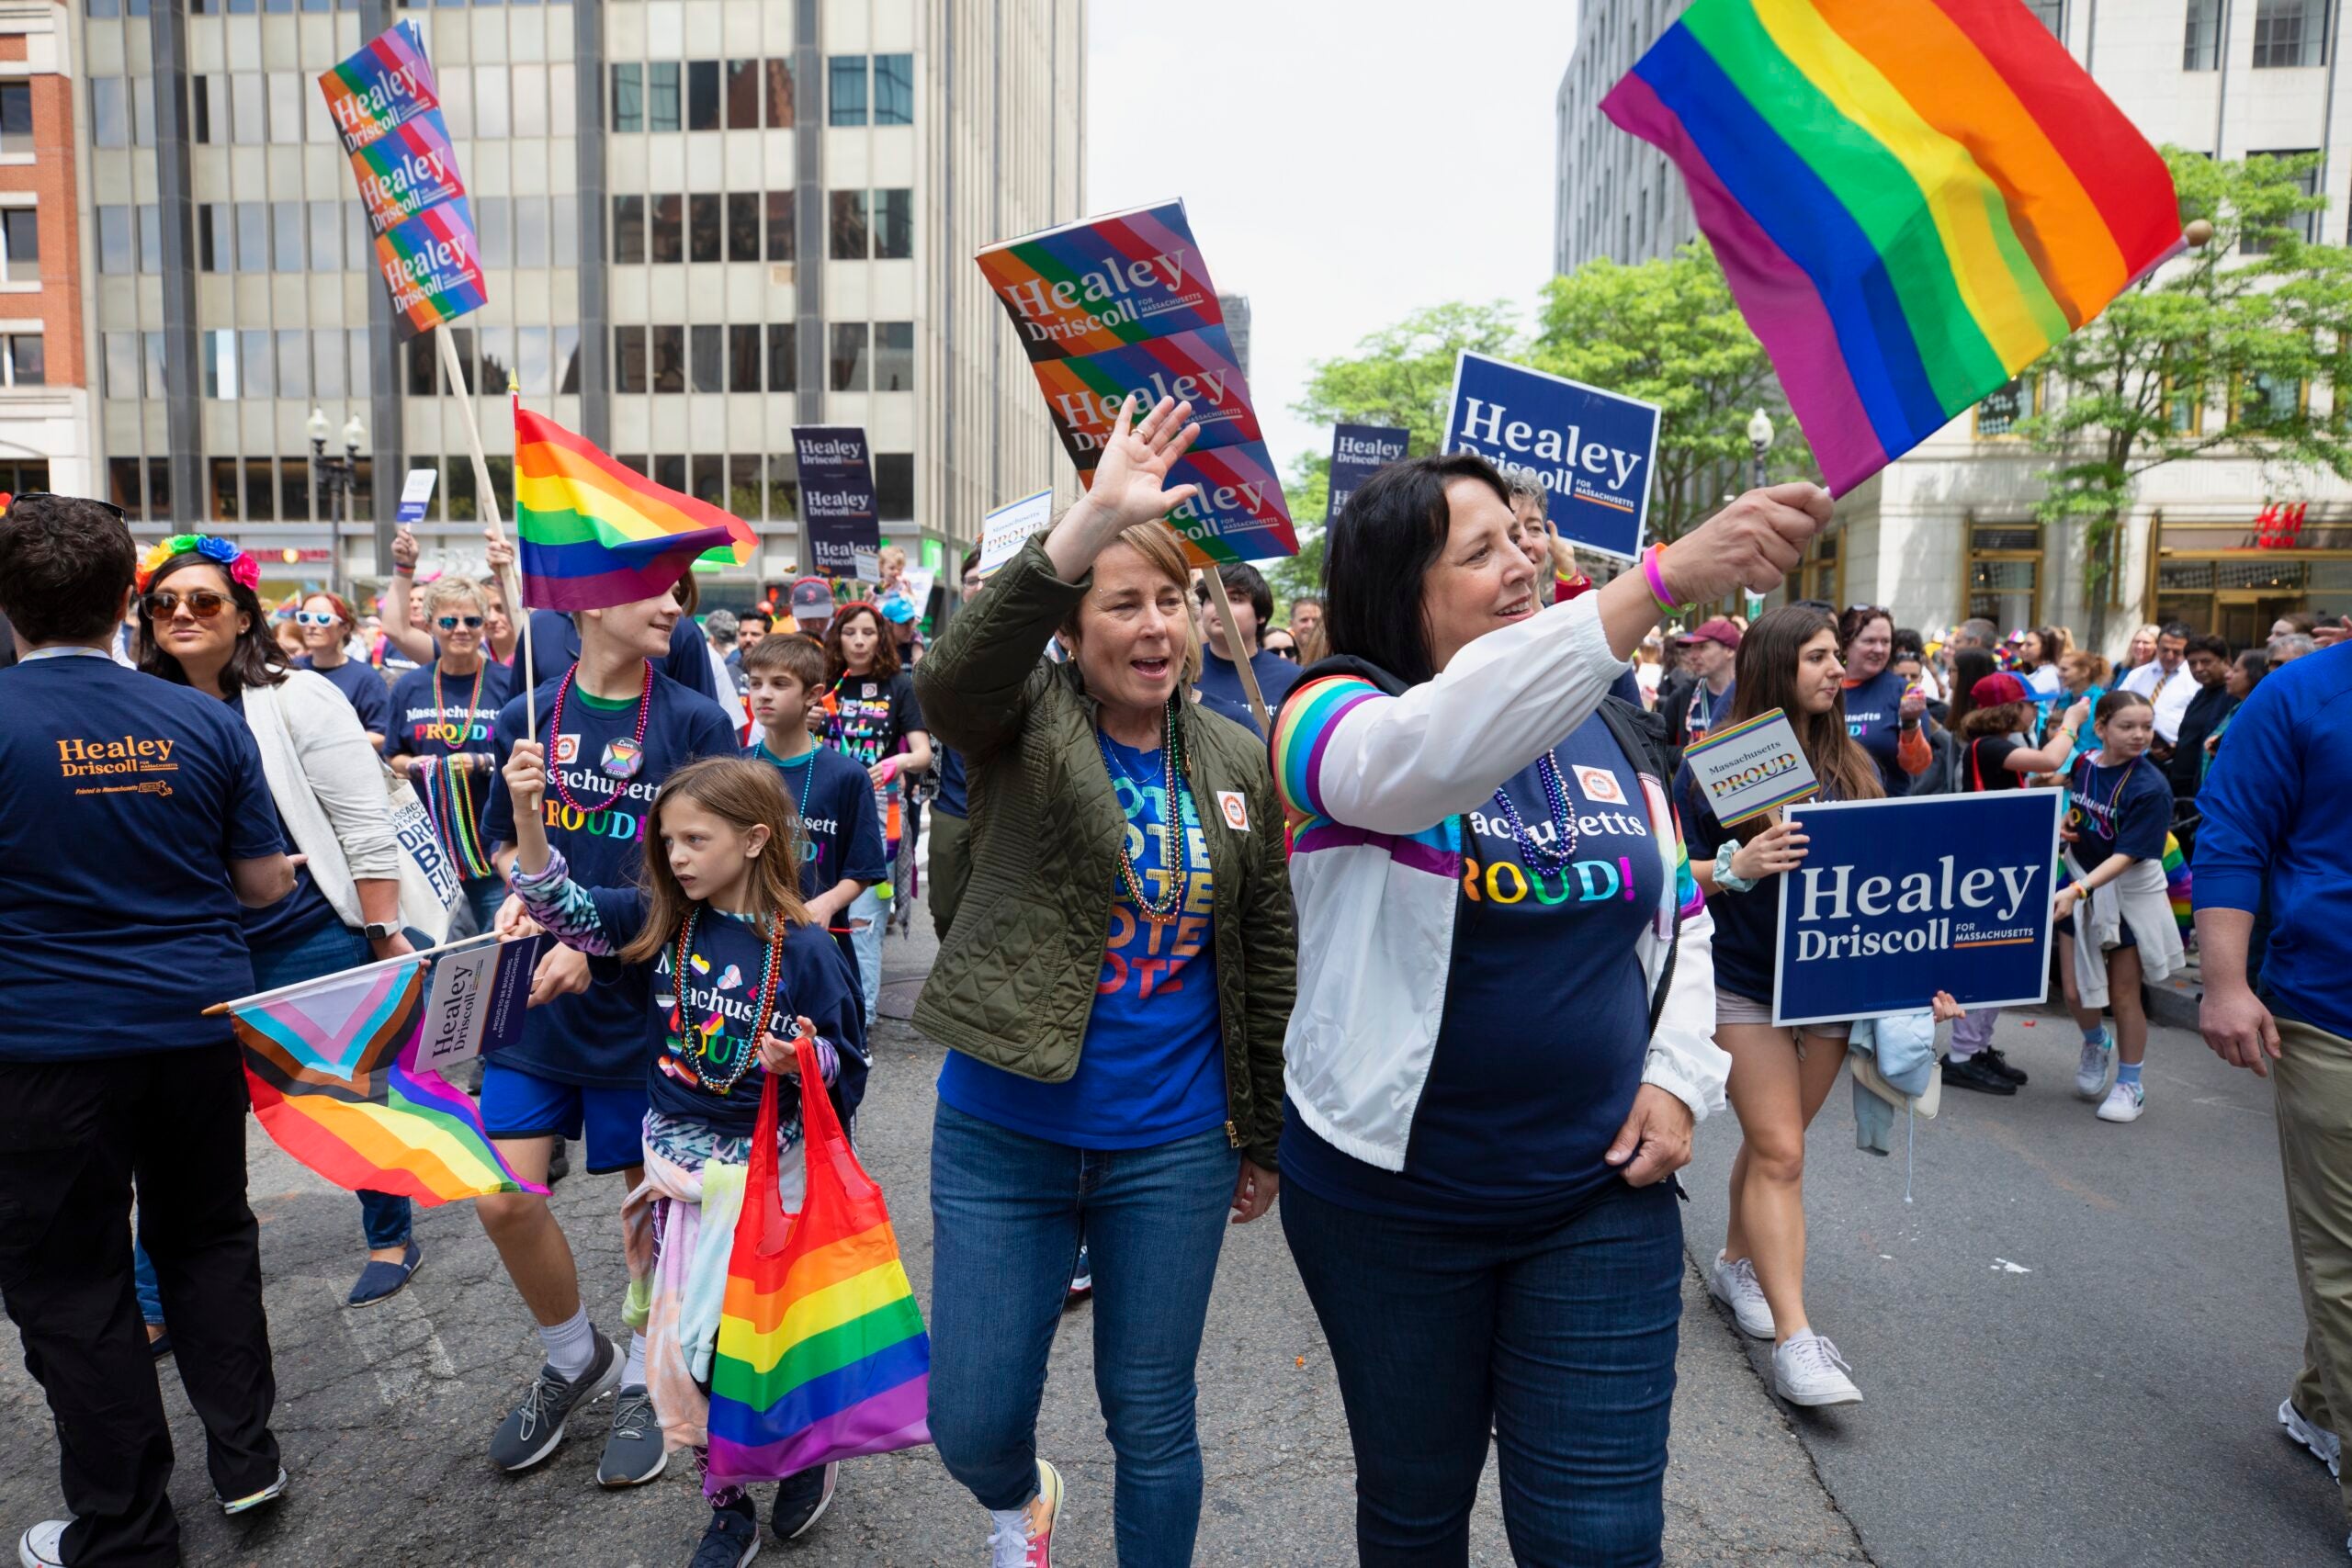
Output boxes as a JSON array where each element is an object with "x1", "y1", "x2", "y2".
[{"x1": 499, "y1": 749, "x2": 865, "y2": 1567}]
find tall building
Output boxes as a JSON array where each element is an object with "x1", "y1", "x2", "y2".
[
  {"x1": 0, "y1": 2, "x2": 87, "y2": 505},
  {"x1": 1217, "y1": 288, "x2": 1248, "y2": 378},
  {"x1": 74, "y1": 0, "x2": 1082, "y2": 604},
  {"x1": 1553, "y1": 0, "x2": 2352, "y2": 649}
]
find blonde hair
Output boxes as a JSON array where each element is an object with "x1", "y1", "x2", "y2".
[
  {"x1": 617, "y1": 759, "x2": 814, "y2": 966},
  {"x1": 877, "y1": 545, "x2": 907, "y2": 576},
  {"x1": 1057, "y1": 521, "x2": 1204, "y2": 689},
  {"x1": 424, "y1": 575, "x2": 486, "y2": 617}
]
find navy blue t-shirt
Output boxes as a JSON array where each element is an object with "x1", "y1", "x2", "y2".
[
  {"x1": 0, "y1": 655, "x2": 284, "y2": 1057},
  {"x1": 519, "y1": 608, "x2": 718, "y2": 701},
  {"x1": 482, "y1": 666, "x2": 741, "y2": 1087},
  {"x1": 226, "y1": 690, "x2": 345, "y2": 953},
  {"x1": 933, "y1": 745, "x2": 968, "y2": 818},
  {"x1": 294, "y1": 654, "x2": 391, "y2": 741},
  {"x1": 1196, "y1": 646, "x2": 1301, "y2": 739},
  {"x1": 2068, "y1": 752, "x2": 2170, "y2": 874},
  {"x1": 937, "y1": 733, "x2": 1227, "y2": 1149},
  {"x1": 385, "y1": 658, "x2": 517, "y2": 868},
  {"x1": 576, "y1": 886, "x2": 867, "y2": 1137},
  {"x1": 1842, "y1": 668, "x2": 1914, "y2": 796},
  {"x1": 1283, "y1": 713, "x2": 1662, "y2": 1219},
  {"x1": 749, "y1": 739, "x2": 888, "y2": 982}
]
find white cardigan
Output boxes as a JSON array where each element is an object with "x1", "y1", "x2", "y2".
[
  {"x1": 1272, "y1": 592, "x2": 1727, "y2": 1173},
  {"x1": 237, "y1": 670, "x2": 401, "y2": 930}
]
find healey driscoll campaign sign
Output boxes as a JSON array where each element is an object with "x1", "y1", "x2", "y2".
[
  {"x1": 1771, "y1": 791, "x2": 2064, "y2": 1028},
  {"x1": 1442, "y1": 352, "x2": 1659, "y2": 560}
]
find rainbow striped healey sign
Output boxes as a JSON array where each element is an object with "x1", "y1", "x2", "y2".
[
  {"x1": 1601, "y1": 0, "x2": 2183, "y2": 495},
  {"x1": 229, "y1": 946, "x2": 546, "y2": 1206},
  {"x1": 346, "y1": 114, "x2": 465, "y2": 237},
  {"x1": 514, "y1": 405, "x2": 755, "y2": 610},
  {"x1": 706, "y1": 1036, "x2": 932, "y2": 1484},
  {"x1": 316, "y1": 18, "x2": 438, "y2": 153},
  {"x1": 976, "y1": 201, "x2": 1298, "y2": 567}
]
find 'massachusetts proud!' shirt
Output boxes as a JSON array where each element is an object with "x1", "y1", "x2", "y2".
[{"x1": 482, "y1": 665, "x2": 739, "y2": 1088}]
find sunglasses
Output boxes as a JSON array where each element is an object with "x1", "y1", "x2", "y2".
[
  {"x1": 436, "y1": 615, "x2": 485, "y2": 630},
  {"x1": 146, "y1": 588, "x2": 232, "y2": 619},
  {"x1": 293, "y1": 610, "x2": 341, "y2": 627},
  {"x1": 12, "y1": 491, "x2": 129, "y2": 522},
  {"x1": 1268, "y1": 644, "x2": 1298, "y2": 660}
]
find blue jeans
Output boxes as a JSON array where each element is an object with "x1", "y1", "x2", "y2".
[
  {"x1": 927, "y1": 1101, "x2": 1239, "y2": 1568},
  {"x1": 452, "y1": 873, "x2": 506, "y2": 939},
  {"x1": 847, "y1": 884, "x2": 887, "y2": 1023},
  {"x1": 1281, "y1": 1178, "x2": 1683, "y2": 1567}
]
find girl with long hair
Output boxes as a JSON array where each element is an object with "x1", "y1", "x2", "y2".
[
  {"x1": 501, "y1": 752, "x2": 866, "y2": 1566},
  {"x1": 1684, "y1": 605, "x2": 1883, "y2": 1405},
  {"x1": 819, "y1": 602, "x2": 932, "y2": 1022}
]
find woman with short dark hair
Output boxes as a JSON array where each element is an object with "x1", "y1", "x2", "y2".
[
  {"x1": 1835, "y1": 604, "x2": 1932, "y2": 795},
  {"x1": 1273, "y1": 451, "x2": 1828, "y2": 1562}
]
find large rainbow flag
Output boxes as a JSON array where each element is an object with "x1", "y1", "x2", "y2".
[
  {"x1": 514, "y1": 407, "x2": 756, "y2": 611},
  {"x1": 232, "y1": 955, "x2": 544, "y2": 1206},
  {"x1": 1602, "y1": 0, "x2": 2183, "y2": 494}
]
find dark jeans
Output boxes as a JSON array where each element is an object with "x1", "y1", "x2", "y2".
[
  {"x1": 0, "y1": 1045, "x2": 280, "y2": 1568},
  {"x1": 1282, "y1": 1178, "x2": 1683, "y2": 1568},
  {"x1": 927, "y1": 1101, "x2": 1238, "y2": 1568}
]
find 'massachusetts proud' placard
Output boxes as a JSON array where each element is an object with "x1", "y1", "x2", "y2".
[
  {"x1": 975, "y1": 200, "x2": 1298, "y2": 568},
  {"x1": 1682, "y1": 708, "x2": 1817, "y2": 827}
]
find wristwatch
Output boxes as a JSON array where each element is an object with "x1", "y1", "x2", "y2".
[
  {"x1": 362, "y1": 919, "x2": 401, "y2": 942},
  {"x1": 1713, "y1": 854, "x2": 1759, "y2": 895}
]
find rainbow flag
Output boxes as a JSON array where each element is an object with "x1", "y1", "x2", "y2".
[
  {"x1": 232, "y1": 956, "x2": 545, "y2": 1206},
  {"x1": 1602, "y1": 0, "x2": 2183, "y2": 494},
  {"x1": 514, "y1": 407, "x2": 756, "y2": 611}
]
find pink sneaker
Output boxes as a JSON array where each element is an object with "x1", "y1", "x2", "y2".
[{"x1": 987, "y1": 1459, "x2": 1062, "y2": 1567}]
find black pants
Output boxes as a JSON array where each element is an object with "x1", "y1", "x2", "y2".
[{"x1": 0, "y1": 1044, "x2": 280, "y2": 1567}]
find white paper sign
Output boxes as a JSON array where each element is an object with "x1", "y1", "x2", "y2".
[
  {"x1": 852, "y1": 547, "x2": 881, "y2": 582},
  {"x1": 978, "y1": 489, "x2": 1056, "y2": 576},
  {"x1": 416, "y1": 934, "x2": 548, "y2": 1073},
  {"x1": 899, "y1": 566, "x2": 935, "y2": 615},
  {"x1": 1680, "y1": 707, "x2": 1819, "y2": 828}
]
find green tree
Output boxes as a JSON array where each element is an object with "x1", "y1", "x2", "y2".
[
  {"x1": 1531, "y1": 241, "x2": 1812, "y2": 545},
  {"x1": 2018, "y1": 149, "x2": 2352, "y2": 646}
]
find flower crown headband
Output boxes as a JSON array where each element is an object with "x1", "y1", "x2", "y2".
[{"x1": 137, "y1": 534, "x2": 260, "y2": 595}]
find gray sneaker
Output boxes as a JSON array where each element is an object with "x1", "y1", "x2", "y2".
[
  {"x1": 490, "y1": 1331, "x2": 620, "y2": 1472},
  {"x1": 596, "y1": 1384, "x2": 668, "y2": 1488}
]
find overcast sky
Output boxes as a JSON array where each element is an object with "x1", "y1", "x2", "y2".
[{"x1": 1085, "y1": 1, "x2": 1583, "y2": 486}]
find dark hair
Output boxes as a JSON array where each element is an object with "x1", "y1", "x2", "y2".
[
  {"x1": 739, "y1": 607, "x2": 772, "y2": 632},
  {"x1": 2094, "y1": 688, "x2": 2152, "y2": 726},
  {"x1": 1195, "y1": 559, "x2": 1273, "y2": 629},
  {"x1": 2158, "y1": 621, "x2": 2193, "y2": 643},
  {"x1": 136, "y1": 552, "x2": 288, "y2": 695},
  {"x1": 959, "y1": 547, "x2": 981, "y2": 578},
  {"x1": 741, "y1": 626, "x2": 825, "y2": 686},
  {"x1": 2277, "y1": 610, "x2": 2318, "y2": 637},
  {"x1": 1836, "y1": 604, "x2": 1893, "y2": 652},
  {"x1": 822, "y1": 601, "x2": 899, "y2": 682},
  {"x1": 2237, "y1": 649, "x2": 2270, "y2": 683},
  {"x1": 0, "y1": 494, "x2": 136, "y2": 644},
  {"x1": 1323, "y1": 452, "x2": 1512, "y2": 686},
  {"x1": 1292, "y1": 592, "x2": 1321, "y2": 611},
  {"x1": 1946, "y1": 647, "x2": 1996, "y2": 730},
  {"x1": 1891, "y1": 626, "x2": 1926, "y2": 659},
  {"x1": 2032, "y1": 625, "x2": 2069, "y2": 666},
  {"x1": 2188, "y1": 633, "x2": 2230, "y2": 660},
  {"x1": 1729, "y1": 605, "x2": 1883, "y2": 807}
]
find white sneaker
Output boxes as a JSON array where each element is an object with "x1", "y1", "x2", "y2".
[
  {"x1": 2075, "y1": 1031, "x2": 2114, "y2": 1100},
  {"x1": 987, "y1": 1458, "x2": 1061, "y2": 1568},
  {"x1": 1772, "y1": 1330, "x2": 1862, "y2": 1407},
  {"x1": 2096, "y1": 1080, "x2": 2145, "y2": 1123},
  {"x1": 1709, "y1": 1251, "x2": 1775, "y2": 1339},
  {"x1": 18, "y1": 1521, "x2": 67, "y2": 1568},
  {"x1": 2283, "y1": 1397, "x2": 2344, "y2": 1478}
]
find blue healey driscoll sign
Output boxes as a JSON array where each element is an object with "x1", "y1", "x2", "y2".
[
  {"x1": 1442, "y1": 351, "x2": 1660, "y2": 560},
  {"x1": 1771, "y1": 791, "x2": 2064, "y2": 1028}
]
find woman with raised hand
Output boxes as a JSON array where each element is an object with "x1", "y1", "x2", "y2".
[
  {"x1": 1836, "y1": 604, "x2": 1933, "y2": 796},
  {"x1": 1272, "y1": 452, "x2": 1827, "y2": 1563},
  {"x1": 913, "y1": 395, "x2": 1294, "y2": 1568},
  {"x1": 382, "y1": 575, "x2": 515, "y2": 936}
]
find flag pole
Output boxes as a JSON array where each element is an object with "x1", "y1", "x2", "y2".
[
  {"x1": 203, "y1": 930, "x2": 509, "y2": 1016},
  {"x1": 435, "y1": 322, "x2": 537, "y2": 742},
  {"x1": 1202, "y1": 566, "x2": 1270, "y2": 735}
]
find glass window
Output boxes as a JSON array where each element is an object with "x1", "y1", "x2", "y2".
[
  {"x1": 557, "y1": 324, "x2": 581, "y2": 393},
  {"x1": 613, "y1": 194, "x2": 645, "y2": 262},
  {"x1": 97, "y1": 205, "x2": 133, "y2": 274},
  {"x1": 552, "y1": 195, "x2": 577, "y2": 267},
  {"x1": 314, "y1": 327, "x2": 345, "y2": 400},
  {"x1": 446, "y1": 456, "x2": 475, "y2": 523},
  {"x1": 515, "y1": 195, "x2": 548, "y2": 266},
  {"x1": 767, "y1": 452, "x2": 797, "y2": 520},
  {"x1": 240, "y1": 329, "x2": 273, "y2": 399},
  {"x1": 447, "y1": 325, "x2": 477, "y2": 393},
  {"x1": 830, "y1": 188, "x2": 868, "y2": 259},
  {"x1": 692, "y1": 455, "x2": 724, "y2": 508},
  {"x1": 872, "y1": 321, "x2": 912, "y2": 391},
  {"x1": 198, "y1": 203, "x2": 227, "y2": 271},
  {"x1": 0, "y1": 83, "x2": 29, "y2": 152},
  {"x1": 210, "y1": 457, "x2": 240, "y2": 522},
  {"x1": 268, "y1": 73, "x2": 300, "y2": 145},
  {"x1": 687, "y1": 60, "x2": 720, "y2": 130},
  {"x1": 650, "y1": 194, "x2": 683, "y2": 262},
  {"x1": 767, "y1": 322, "x2": 795, "y2": 391},
  {"x1": 872, "y1": 187, "x2": 911, "y2": 259},
  {"x1": 91, "y1": 77, "x2": 128, "y2": 148},
  {"x1": 513, "y1": 65, "x2": 547, "y2": 137},
  {"x1": 348, "y1": 204, "x2": 368, "y2": 273},
  {"x1": 611, "y1": 62, "x2": 643, "y2": 131},
  {"x1": 235, "y1": 202, "x2": 266, "y2": 272},
  {"x1": 765, "y1": 189, "x2": 794, "y2": 261},
  {"x1": 407, "y1": 332, "x2": 437, "y2": 395},
  {"x1": 2256, "y1": 0, "x2": 2329, "y2": 67},
  {"x1": 232, "y1": 73, "x2": 264, "y2": 143},
  {"x1": 473, "y1": 67, "x2": 508, "y2": 139},
  {"x1": 273, "y1": 202, "x2": 304, "y2": 271},
  {"x1": 727, "y1": 192, "x2": 760, "y2": 261},
  {"x1": 725, "y1": 59, "x2": 762, "y2": 129},
  {"x1": 192, "y1": 76, "x2": 223, "y2": 143},
  {"x1": 550, "y1": 60, "x2": 575, "y2": 134},
  {"x1": 146, "y1": 457, "x2": 170, "y2": 525},
  {"x1": 143, "y1": 331, "x2": 164, "y2": 398},
  {"x1": 728, "y1": 323, "x2": 762, "y2": 391},
  {"x1": 2185, "y1": 0, "x2": 2223, "y2": 69},
  {"x1": 1965, "y1": 524, "x2": 2040, "y2": 629},
  {"x1": 309, "y1": 199, "x2": 343, "y2": 272},
  {"x1": 614, "y1": 324, "x2": 647, "y2": 391},
  {"x1": 132, "y1": 74, "x2": 153, "y2": 146},
  {"x1": 688, "y1": 193, "x2": 720, "y2": 263},
  {"x1": 647, "y1": 62, "x2": 681, "y2": 132},
  {"x1": 0, "y1": 209, "x2": 33, "y2": 282},
  {"x1": 479, "y1": 326, "x2": 513, "y2": 393},
  {"x1": 279, "y1": 460, "x2": 309, "y2": 527},
  {"x1": 104, "y1": 332, "x2": 140, "y2": 398},
  {"x1": 516, "y1": 325, "x2": 550, "y2": 395},
  {"x1": 1975, "y1": 378, "x2": 2033, "y2": 436},
  {"x1": 349, "y1": 326, "x2": 370, "y2": 400},
  {"x1": 475, "y1": 195, "x2": 511, "y2": 268},
  {"x1": 439, "y1": 63, "x2": 472, "y2": 138},
  {"x1": 763, "y1": 58, "x2": 796, "y2": 126},
  {"x1": 655, "y1": 454, "x2": 685, "y2": 494},
  {"x1": 2023, "y1": 1, "x2": 2064, "y2": 39},
  {"x1": 828, "y1": 55, "x2": 867, "y2": 125},
  {"x1": 137, "y1": 202, "x2": 159, "y2": 272},
  {"x1": 875, "y1": 452, "x2": 912, "y2": 520},
  {"x1": 277, "y1": 328, "x2": 308, "y2": 400},
  {"x1": 109, "y1": 457, "x2": 144, "y2": 523},
  {"x1": 829, "y1": 321, "x2": 868, "y2": 390},
  {"x1": 873, "y1": 54, "x2": 912, "y2": 125},
  {"x1": 729, "y1": 456, "x2": 763, "y2": 521},
  {"x1": 2239, "y1": 369, "x2": 2303, "y2": 427},
  {"x1": 690, "y1": 323, "x2": 722, "y2": 392},
  {"x1": 650, "y1": 324, "x2": 684, "y2": 392},
  {"x1": 2245, "y1": 150, "x2": 2322, "y2": 251}
]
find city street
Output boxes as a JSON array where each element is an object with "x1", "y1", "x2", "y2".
[{"x1": 0, "y1": 923, "x2": 2330, "y2": 1565}]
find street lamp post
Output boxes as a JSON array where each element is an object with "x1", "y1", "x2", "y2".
[{"x1": 309, "y1": 408, "x2": 367, "y2": 598}]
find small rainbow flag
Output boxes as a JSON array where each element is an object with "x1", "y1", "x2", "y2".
[
  {"x1": 231, "y1": 956, "x2": 545, "y2": 1206},
  {"x1": 514, "y1": 406, "x2": 756, "y2": 611},
  {"x1": 1603, "y1": 0, "x2": 2183, "y2": 494}
]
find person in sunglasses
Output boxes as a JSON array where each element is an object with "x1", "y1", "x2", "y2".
[
  {"x1": 383, "y1": 576, "x2": 515, "y2": 935},
  {"x1": 288, "y1": 590, "x2": 390, "y2": 749}
]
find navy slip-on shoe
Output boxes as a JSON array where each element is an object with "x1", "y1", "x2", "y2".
[{"x1": 345, "y1": 1242, "x2": 423, "y2": 1308}]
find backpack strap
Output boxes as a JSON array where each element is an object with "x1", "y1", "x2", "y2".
[{"x1": 1596, "y1": 696, "x2": 1681, "y2": 1037}]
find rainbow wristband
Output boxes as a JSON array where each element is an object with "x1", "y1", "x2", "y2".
[{"x1": 1642, "y1": 544, "x2": 1680, "y2": 614}]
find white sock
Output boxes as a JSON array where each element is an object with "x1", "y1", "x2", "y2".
[
  {"x1": 537, "y1": 1305, "x2": 596, "y2": 1382},
  {"x1": 622, "y1": 1331, "x2": 648, "y2": 1389}
]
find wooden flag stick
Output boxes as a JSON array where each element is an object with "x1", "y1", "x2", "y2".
[
  {"x1": 1202, "y1": 567, "x2": 1270, "y2": 734},
  {"x1": 203, "y1": 929, "x2": 510, "y2": 1016},
  {"x1": 435, "y1": 324, "x2": 537, "y2": 740}
]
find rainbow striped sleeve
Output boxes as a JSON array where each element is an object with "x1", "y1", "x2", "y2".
[
  {"x1": 1271, "y1": 674, "x2": 1383, "y2": 824},
  {"x1": 1671, "y1": 803, "x2": 1705, "y2": 922}
]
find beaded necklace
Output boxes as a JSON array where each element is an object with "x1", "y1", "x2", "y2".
[
  {"x1": 1096, "y1": 700, "x2": 1190, "y2": 927},
  {"x1": 754, "y1": 740, "x2": 822, "y2": 867},
  {"x1": 545, "y1": 660, "x2": 652, "y2": 813},
  {"x1": 1486, "y1": 750, "x2": 1582, "y2": 874},
  {"x1": 422, "y1": 753, "x2": 494, "y2": 878},
  {"x1": 431, "y1": 658, "x2": 486, "y2": 751},
  {"x1": 2075, "y1": 750, "x2": 2143, "y2": 832},
  {"x1": 669, "y1": 906, "x2": 787, "y2": 1096}
]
